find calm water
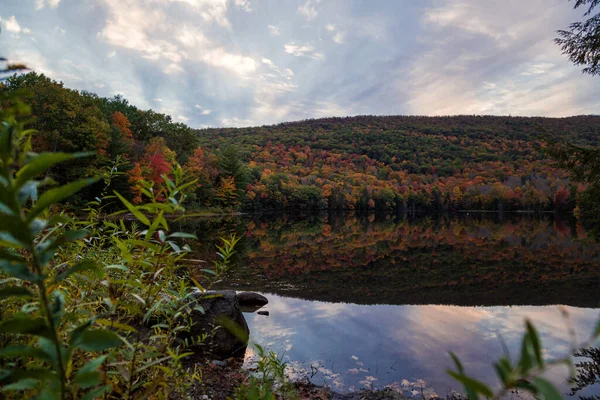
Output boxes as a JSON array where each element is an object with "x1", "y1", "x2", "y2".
[{"x1": 181, "y1": 213, "x2": 600, "y2": 398}]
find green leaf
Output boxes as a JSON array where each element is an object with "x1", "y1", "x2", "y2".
[
  {"x1": 532, "y1": 377, "x2": 562, "y2": 400},
  {"x1": 0, "y1": 317, "x2": 53, "y2": 339},
  {"x1": 17, "y1": 181, "x2": 39, "y2": 205},
  {"x1": 144, "y1": 210, "x2": 164, "y2": 241},
  {"x1": 449, "y1": 352, "x2": 465, "y2": 373},
  {"x1": 27, "y1": 178, "x2": 99, "y2": 222},
  {"x1": 37, "y1": 229, "x2": 89, "y2": 267},
  {"x1": 447, "y1": 370, "x2": 493, "y2": 399},
  {"x1": 0, "y1": 260, "x2": 38, "y2": 281},
  {"x1": 72, "y1": 329, "x2": 122, "y2": 352},
  {"x1": 81, "y1": 385, "x2": 111, "y2": 400},
  {"x1": 114, "y1": 191, "x2": 150, "y2": 226},
  {"x1": 79, "y1": 355, "x2": 108, "y2": 374},
  {"x1": 95, "y1": 319, "x2": 137, "y2": 333},
  {"x1": 594, "y1": 318, "x2": 600, "y2": 338},
  {"x1": 0, "y1": 286, "x2": 33, "y2": 298},
  {"x1": 0, "y1": 345, "x2": 51, "y2": 361},
  {"x1": 55, "y1": 260, "x2": 103, "y2": 281},
  {"x1": 0, "y1": 368, "x2": 57, "y2": 386},
  {"x1": 216, "y1": 315, "x2": 249, "y2": 343},
  {"x1": 1, "y1": 378, "x2": 40, "y2": 391},
  {"x1": 493, "y1": 357, "x2": 513, "y2": 385},
  {"x1": 526, "y1": 320, "x2": 544, "y2": 367},
  {"x1": 74, "y1": 371, "x2": 102, "y2": 389},
  {"x1": 15, "y1": 152, "x2": 92, "y2": 189},
  {"x1": 167, "y1": 232, "x2": 197, "y2": 240},
  {"x1": 518, "y1": 332, "x2": 534, "y2": 373},
  {"x1": 38, "y1": 337, "x2": 60, "y2": 368}
]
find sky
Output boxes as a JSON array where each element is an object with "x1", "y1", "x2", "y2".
[{"x1": 1, "y1": 0, "x2": 599, "y2": 128}]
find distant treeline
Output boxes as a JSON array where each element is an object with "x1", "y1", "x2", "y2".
[
  {"x1": 2, "y1": 72, "x2": 599, "y2": 212},
  {"x1": 196, "y1": 115, "x2": 600, "y2": 212}
]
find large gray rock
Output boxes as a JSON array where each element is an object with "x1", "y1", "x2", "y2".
[
  {"x1": 237, "y1": 292, "x2": 268, "y2": 312},
  {"x1": 182, "y1": 290, "x2": 249, "y2": 360}
]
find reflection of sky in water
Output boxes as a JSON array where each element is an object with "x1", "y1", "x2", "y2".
[{"x1": 243, "y1": 294, "x2": 600, "y2": 398}]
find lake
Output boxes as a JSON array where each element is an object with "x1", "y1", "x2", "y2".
[{"x1": 181, "y1": 212, "x2": 600, "y2": 398}]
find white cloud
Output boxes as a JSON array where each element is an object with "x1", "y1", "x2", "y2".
[
  {"x1": 98, "y1": 0, "x2": 257, "y2": 75},
  {"x1": 171, "y1": 0, "x2": 230, "y2": 28},
  {"x1": 176, "y1": 115, "x2": 190, "y2": 122},
  {"x1": 325, "y1": 24, "x2": 335, "y2": 32},
  {"x1": 36, "y1": 0, "x2": 61, "y2": 10},
  {"x1": 1, "y1": 16, "x2": 30, "y2": 34},
  {"x1": 233, "y1": 0, "x2": 252, "y2": 12},
  {"x1": 405, "y1": 0, "x2": 599, "y2": 117},
  {"x1": 298, "y1": 0, "x2": 319, "y2": 21},
  {"x1": 284, "y1": 42, "x2": 324, "y2": 60},
  {"x1": 221, "y1": 116, "x2": 255, "y2": 127},
  {"x1": 333, "y1": 32, "x2": 345, "y2": 44},
  {"x1": 267, "y1": 24, "x2": 280, "y2": 36},
  {"x1": 195, "y1": 105, "x2": 212, "y2": 115}
]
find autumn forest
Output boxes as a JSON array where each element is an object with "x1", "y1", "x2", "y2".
[{"x1": 3, "y1": 72, "x2": 599, "y2": 215}]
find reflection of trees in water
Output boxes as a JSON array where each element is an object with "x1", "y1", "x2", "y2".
[
  {"x1": 178, "y1": 213, "x2": 600, "y2": 306},
  {"x1": 571, "y1": 347, "x2": 600, "y2": 400}
]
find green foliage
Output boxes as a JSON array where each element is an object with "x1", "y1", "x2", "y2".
[
  {"x1": 0, "y1": 95, "x2": 115, "y2": 398},
  {"x1": 448, "y1": 317, "x2": 600, "y2": 399},
  {"x1": 235, "y1": 344, "x2": 298, "y2": 400},
  {"x1": 555, "y1": 0, "x2": 600, "y2": 76},
  {"x1": 0, "y1": 90, "x2": 239, "y2": 399}
]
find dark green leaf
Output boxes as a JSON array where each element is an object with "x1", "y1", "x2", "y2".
[
  {"x1": 518, "y1": 333, "x2": 534, "y2": 373},
  {"x1": 27, "y1": 178, "x2": 99, "y2": 222},
  {"x1": 0, "y1": 368, "x2": 57, "y2": 386},
  {"x1": 114, "y1": 191, "x2": 150, "y2": 226},
  {"x1": 55, "y1": 260, "x2": 103, "y2": 281},
  {"x1": 0, "y1": 260, "x2": 38, "y2": 281},
  {"x1": 0, "y1": 286, "x2": 33, "y2": 298},
  {"x1": 17, "y1": 181, "x2": 39, "y2": 205},
  {"x1": 15, "y1": 152, "x2": 93, "y2": 189},
  {"x1": 81, "y1": 385, "x2": 111, "y2": 400},
  {"x1": 493, "y1": 357, "x2": 513, "y2": 385},
  {"x1": 167, "y1": 232, "x2": 197, "y2": 240},
  {"x1": 1, "y1": 378, "x2": 40, "y2": 391},
  {"x1": 526, "y1": 320, "x2": 544, "y2": 367},
  {"x1": 449, "y1": 352, "x2": 465, "y2": 373},
  {"x1": 74, "y1": 371, "x2": 102, "y2": 389},
  {"x1": 216, "y1": 316, "x2": 249, "y2": 343},
  {"x1": 78, "y1": 355, "x2": 108, "y2": 374},
  {"x1": 447, "y1": 370, "x2": 493, "y2": 399},
  {"x1": 0, "y1": 345, "x2": 51, "y2": 361},
  {"x1": 73, "y1": 329, "x2": 122, "y2": 352},
  {"x1": 532, "y1": 377, "x2": 562, "y2": 400},
  {"x1": 0, "y1": 317, "x2": 53, "y2": 339}
]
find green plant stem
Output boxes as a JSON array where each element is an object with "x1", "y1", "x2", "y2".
[
  {"x1": 31, "y1": 251, "x2": 68, "y2": 399},
  {"x1": 126, "y1": 329, "x2": 142, "y2": 399}
]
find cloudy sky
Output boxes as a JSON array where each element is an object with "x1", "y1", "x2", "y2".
[{"x1": 1, "y1": 0, "x2": 598, "y2": 128}]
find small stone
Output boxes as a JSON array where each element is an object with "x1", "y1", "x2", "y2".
[{"x1": 257, "y1": 311, "x2": 269, "y2": 316}]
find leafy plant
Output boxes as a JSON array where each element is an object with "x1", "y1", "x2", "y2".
[
  {"x1": 236, "y1": 343, "x2": 298, "y2": 400},
  {"x1": 448, "y1": 319, "x2": 600, "y2": 400},
  {"x1": 0, "y1": 93, "x2": 121, "y2": 398}
]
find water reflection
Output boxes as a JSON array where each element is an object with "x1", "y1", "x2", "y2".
[
  {"x1": 184, "y1": 212, "x2": 600, "y2": 307},
  {"x1": 178, "y1": 213, "x2": 600, "y2": 396},
  {"x1": 244, "y1": 294, "x2": 600, "y2": 398}
]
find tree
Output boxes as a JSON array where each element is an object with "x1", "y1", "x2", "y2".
[
  {"x1": 218, "y1": 146, "x2": 249, "y2": 197},
  {"x1": 550, "y1": 0, "x2": 600, "y2": 239},
  {"x1": 556, "y1": 0, "x2": 600, "y2": 76}
]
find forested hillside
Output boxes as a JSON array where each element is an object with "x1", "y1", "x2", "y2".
[
  {"x1": 196, "y1": 115, "x2": 600, "y2": 211},
  {"x1": 2, "y1": 72, "x2": 599, "y2": 212}
]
